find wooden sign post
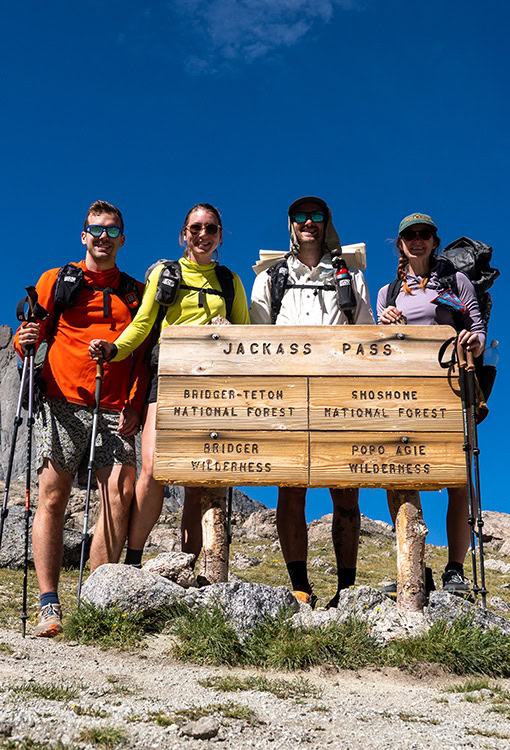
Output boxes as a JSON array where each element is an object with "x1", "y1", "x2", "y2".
[{"x1": 155, "y1": 325, "x2": 464, "y2": 607}]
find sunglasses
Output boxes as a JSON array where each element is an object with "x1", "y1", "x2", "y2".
[
  {"x1": 400, "y1": 228, "x2": 434, "y2": 241},
  {"x1": 187, "y1": 223, "x2": 220, "y2": 236},
  {"x1": 86, "y1": 225, "x2": 123, "y2": 239},
  {"x1": 291, "y1": 211, "x2": 325, "y2": 223}
]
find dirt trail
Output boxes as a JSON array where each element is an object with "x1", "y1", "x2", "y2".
[{"x1": 0, "y1": 627, "x2": 509, "y2": 749}]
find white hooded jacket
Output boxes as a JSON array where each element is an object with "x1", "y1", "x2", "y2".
[{"x1": 250, "y1": 198, "x2": 374, "y2": 325}]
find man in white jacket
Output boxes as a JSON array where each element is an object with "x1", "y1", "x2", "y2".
[{"x1": 250, "y1": 196, "x2": 374, "y2": 608}]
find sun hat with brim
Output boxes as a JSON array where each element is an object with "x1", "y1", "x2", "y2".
[{"x1": 398, "y1": 213, "x2": 438, "y2": 235}]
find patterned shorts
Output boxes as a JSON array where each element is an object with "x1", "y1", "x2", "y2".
[{"x1": 35, "y1": 398, "x2": 136, "y2": 477}]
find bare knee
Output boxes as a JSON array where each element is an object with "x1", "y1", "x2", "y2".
[{"x1": 330, "y1": 488, "x2": 359, "y2": 511}]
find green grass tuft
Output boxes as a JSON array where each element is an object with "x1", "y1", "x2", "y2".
[
  {"x1": 169, "y1": 604, "x2": 244, "y2": 666},
  {"x1": 199, "y1": 674, "x2": 321, "y2": 700},
  {"x1": 10, "y1": 684, "x2": 79, "y2": 701},
  {"x1": 385, "y1": 617, "x2": 510, "y2": 677},
  {"x1": 0, "y1": 741, "x2": 75, "y2": 750},
  {"x1": 76, "y1": 726, "x2": 126, "y2": 748},
  {"x1": 64, "y1": 603, "x2": 150, "y2": 649}
]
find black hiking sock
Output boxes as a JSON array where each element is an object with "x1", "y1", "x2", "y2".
[
  {"x1": 124, "y1": 548, "x2": 143, "y2": 566},
  {"x1": 40, "y1": 591, "x2": 59, "y2": 608},
  {"x1": 326, "y1": 568, "x2": 356, "y2": 609},
  {"x1": 286, "y1": 561, "x2": 312, "y2": 594},
  {"x1": 445, "y1": 561, "x2": 464, "y2": 576}
]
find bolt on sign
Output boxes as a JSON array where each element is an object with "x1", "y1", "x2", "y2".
[{"x1": 154, "y1": 326, "x2": 465, "y2": 489}]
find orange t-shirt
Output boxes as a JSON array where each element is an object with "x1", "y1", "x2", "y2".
[{"x1": 13, "y1": 261, "x2": 149, "y2": 415}]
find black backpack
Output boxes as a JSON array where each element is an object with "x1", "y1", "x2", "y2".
[
  {"x1": 385, "y1": 237, "x2": 499, "y2": 327},
  {"x1": 267, "y1": 256, "x2": 355, "y2": 324},
  {"x1": 146, "y1": 259, "x2": 235, "y2": 321}
]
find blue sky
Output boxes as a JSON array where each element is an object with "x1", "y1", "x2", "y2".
[{"x1": 2, "y1": 1, "x2": 508, "y2": 545}]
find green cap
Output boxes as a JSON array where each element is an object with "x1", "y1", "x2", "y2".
[{"x1": 398, "y1": 213, "x2": 438, "y2": 235}]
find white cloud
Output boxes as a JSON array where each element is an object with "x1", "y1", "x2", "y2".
[{"x1": 172, "y1": 0, "x2": 356, "y2": 69}]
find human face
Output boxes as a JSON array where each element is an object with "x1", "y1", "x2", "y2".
[
  {"x1": 81, "y1": 211, "x2": 125, "y2": 271},
  {"x1": 399, "y1": 223, "x2": 437, "y2": 269},
  {"x1": 183, "y1": 208, "x2": 222, "y2": 265},
  {"x1": 291, "y1": 201, "x2": 325, "y2": 249}
]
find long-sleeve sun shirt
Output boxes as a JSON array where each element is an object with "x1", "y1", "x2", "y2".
[
  {"x1": 249, "y1": 252, "x2": 375, "y2": 325},
  {"x1": 112, "y1": 256, "x2": 250, "y2": 361},
  {"x1": 376, "y1": 270, "x2": 486, "y2": 348},
  {"x1": 13, "y1": 260, "x2": 149, "y2": 415}
]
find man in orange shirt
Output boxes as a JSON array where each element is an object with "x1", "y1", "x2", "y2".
[{"x1": 14, "y1": 200, "x2": 148, "y2": 637}]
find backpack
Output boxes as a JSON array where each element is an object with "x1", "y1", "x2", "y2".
[
  {"x1": 145, "y1": 259, "x2": 235, "y2": 321},
  {"x1": 385, "y1": 237, "x2": 499, "y2": 327},
  {"x1": 51, "y1": 263, "x2": 141, "y2": 332},
  {"x1": 385, "y1": 237, "x2": 499, "y2": 403},
  {"x1": 267, "y1": 256, "x2": 356, "y2": 324}
]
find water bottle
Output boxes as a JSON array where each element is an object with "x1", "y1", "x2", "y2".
[
  {"x1": 331, "y1": 254, "x2": 356, "y2": 319},
  {"x1": 483, "y1": 339, "x2": 499, "y2": 368}
]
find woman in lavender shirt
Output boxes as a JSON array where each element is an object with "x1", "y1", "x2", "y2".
[{"x1": 377, "y1": 212, "x2": 485, "y2": 597}]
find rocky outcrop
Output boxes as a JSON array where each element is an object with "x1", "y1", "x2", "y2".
[
  {"x1": 0, "y1": 505, "x2": 90, "y2": 569},
  {"x1": 482, "y1": 511, "x2": 510, "y2": 553},
  {"x1": 0, "y1": 326, "x2": 30, "y2": 482}
]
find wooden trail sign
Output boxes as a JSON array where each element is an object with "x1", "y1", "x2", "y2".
[{"x1": 154, "y1": 325, "x2": 464, "y2": 490}]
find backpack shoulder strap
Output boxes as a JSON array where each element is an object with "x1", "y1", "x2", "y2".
[
  {"x1": 117, "y1": 271, "x2": 142, "y2": 318},
  {"x1": 267, "y1": 258, "x2": 290, "y2": 324},
  {"x1": 214, "y1": 264, "x2": 235, "y2": 321},
  {"x1": 385, "y1": 278, "x2": 402, "y2": 309}
]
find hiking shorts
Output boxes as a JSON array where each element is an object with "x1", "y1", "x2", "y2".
[{"x1": 35, "y1": 397, "x2": 136, "y2": 477}]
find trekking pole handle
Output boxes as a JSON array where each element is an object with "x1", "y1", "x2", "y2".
[
  {"x1": 465, "y1": 349, "x2": 476, "y2": 373},
  {"x1": 456, "y1": 339, "x2": 467, "y2": 370}
]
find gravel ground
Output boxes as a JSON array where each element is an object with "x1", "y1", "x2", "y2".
[{"x1": 0, "y1": 628, "x2": 509, "y2": 749}]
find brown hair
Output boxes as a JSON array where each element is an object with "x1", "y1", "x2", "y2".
[
  {"x1": 395, "y1": 233, "x2": 441, "y2": 294},
  {"x1": 84, "y1": 200, "x2": 124, "y2": 232},
  {"x1": 179, "y1": 203, "x2": 222, "y2": 247}
]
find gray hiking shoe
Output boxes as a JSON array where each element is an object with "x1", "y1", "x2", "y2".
[
  {"x1": 33, "y1": 603, "x2": 63, "y2": 638},
  {"x1": 442, "y1": 569, "x2": 471, "y2": 597}
]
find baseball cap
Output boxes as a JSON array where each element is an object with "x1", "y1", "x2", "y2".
[{"x1": 398, "y1": 213, "x2": 438, "y2": 235}]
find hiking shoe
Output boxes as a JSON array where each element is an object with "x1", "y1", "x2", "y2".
[
  {"x1": 292, "y1": 590, "x2": 318, "y2": 609},
  {"x1": 33, "y1": 603, "x2": 63, "y2": 638},
  {"x1": 382, "y1": 567, "x2": 435, "y2": 601},
  {"x1": 442, "y1": 569, "x2": 471, "y2": 597}
]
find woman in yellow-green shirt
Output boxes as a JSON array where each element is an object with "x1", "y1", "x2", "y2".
[{"x1": 90, "y1": 203, "x2": 250, "y2": 566}]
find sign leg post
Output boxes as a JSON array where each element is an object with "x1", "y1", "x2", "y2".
[
  {"x1": 388, "y1": 490, "x2": 428, "y2": 612},
  {"x1": 199, "y1": 487, "x2": 229, "y2": 585}
]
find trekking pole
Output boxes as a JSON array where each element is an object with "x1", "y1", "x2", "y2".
[
  {"x1": 0, "y1": 358, "x2": 30, "y2": 553},
  {"x1": 466, "y1": 349, "x2": 488, "y2": 607},
  {"x1": 456, "y1": 340, "x2": 480, "y2": 601},
  {"x1": 20, "y1": 286, "x2": 47, "y2": 638},
  {"x1": 77, "y1": 360, "x2": 103, "y2": 605}
]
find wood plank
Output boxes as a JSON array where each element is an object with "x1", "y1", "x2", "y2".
[
  {"x1": 154, "y1": 430, "x2": 308, "y2": 487},
  {"x1": 157, "y1": 376, "x2": 308, "y2": 430},
  {"x1": 159, "y1": 325, "x2": 456, "y2": 376},
  {"x1": 309, "y1": 432, "x2": 465, "y2": 489},
  {"x1": 309, "y1": 377, "x2": 462, "y2": 432}
]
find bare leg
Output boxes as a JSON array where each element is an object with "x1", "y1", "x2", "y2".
[
  {"x1": 446, "y1": 486, "x2": 470, "y2": 565},
  {"x1": 32, "y1": 459, "x2": 73, "y2": 595},
  {"x1": 276, "y1": 487, "x2": 308, "y2": 563},
  {"x1": 90, "y1": 463, "x2": 135, "y2": 571},
  {"x1": 330, "y1": 488, "x2": 360, "y2": 570},
  {"x1": 181, "y1": 486, "x2": 202, "y2": 558},
  {"x1": 127, "y1": 403, "x2": 165, "y2": 549}
]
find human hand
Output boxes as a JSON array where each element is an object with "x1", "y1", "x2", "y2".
[
  {"x1": 458, "y1": 329, "x2": 483, "y2": 358},
  {"x1": 379, "y1": 306, "x2": 405, "y2": 324},
  {"x1": 118, "y1": 405, "x2": 140, "y2": 437},
  {"x1": 89, "y1": 339, "x2": 112, "y2": 362},
  {"x1": 18, "y1": 322, "x2": 41, "y2": 351}
]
